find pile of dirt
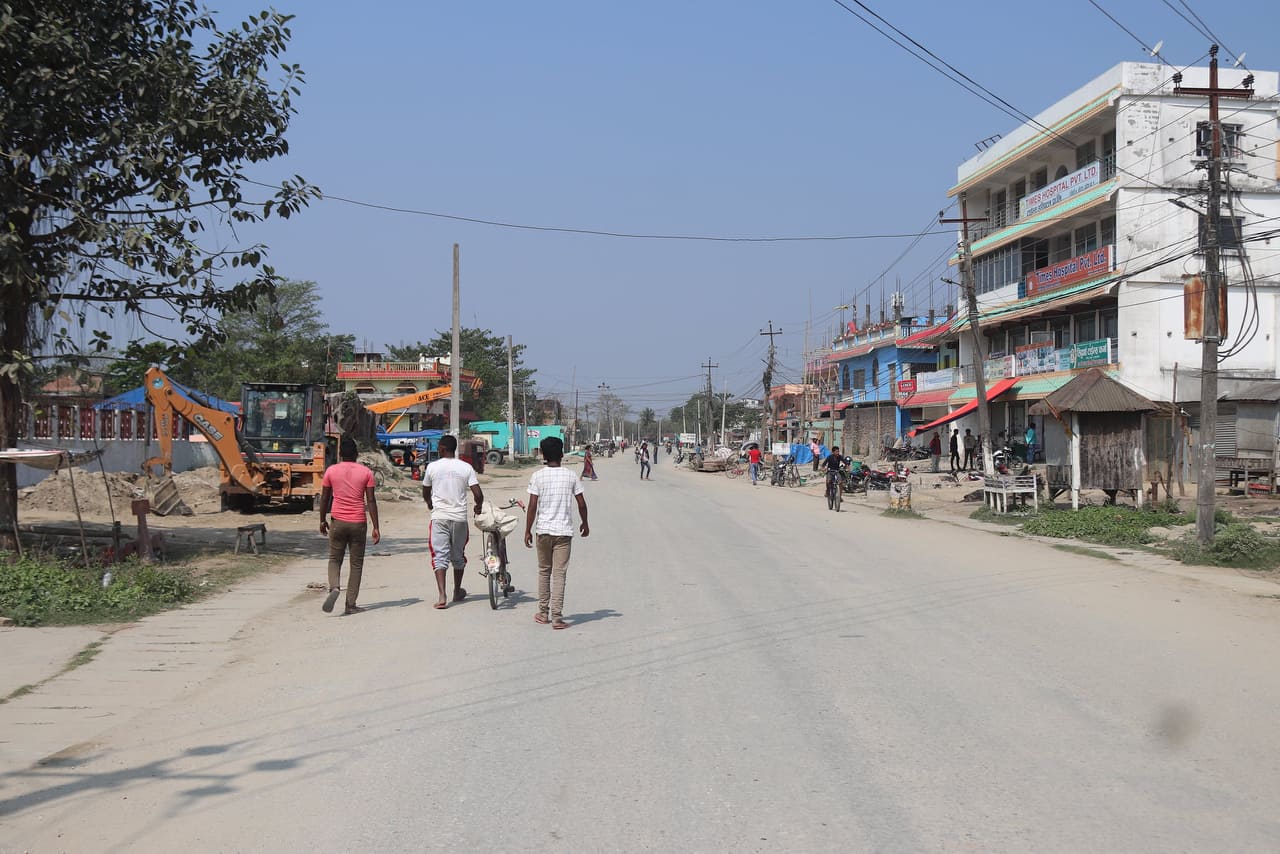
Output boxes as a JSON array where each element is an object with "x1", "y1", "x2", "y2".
[
  {"x1": 358, "y1": 451, "x2": 421, "y2": 502},
  {"x1": 19, "y1": 465, "x2": 223, "y2": 516}
]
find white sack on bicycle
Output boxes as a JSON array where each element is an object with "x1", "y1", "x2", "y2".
[{"x1": 474, "y1": 500, "x2": 520, "y2": 536}]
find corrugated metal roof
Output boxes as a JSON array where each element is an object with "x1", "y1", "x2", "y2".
[
  {"x1": 1028, "y1": 369, "x2": 1157, "y2": 414},
  {"x1": 1222, "y1": 380, "x2": 1280, "y2": 402}
]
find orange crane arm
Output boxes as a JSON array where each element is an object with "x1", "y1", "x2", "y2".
[
  {"x1": 364, "y1": 384, "x2": 455, "y2": 432},
  {"x1": 140, "y1": 367, "x2": 264, "y2": 494}
]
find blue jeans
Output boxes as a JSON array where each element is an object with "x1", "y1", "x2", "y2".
[{"x1": 749, "y1": 462, "x2": 760, "y2": 484}]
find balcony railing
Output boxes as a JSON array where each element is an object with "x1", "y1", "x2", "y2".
[{"x1": 968, "y1": 154, "x2": 1117, "y2": 243}]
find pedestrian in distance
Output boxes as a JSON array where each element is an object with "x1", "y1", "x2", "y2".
[
  {"x1": 949, "y1": 428, "x2": 961, "y2": 473},
  {"x1": 640, "y1": 441, "x2": 652, "y2": 480},
  {"x1": 319, "y1": 436, "x2": 381, "y2": 615},
  {"x1": 422, "y1": 434, "x2": 484, "y2": 610},
  {"x1": 747, "y1": 444, "x2": 763, "y2": 485},
  {"x1": 928, "y1": 430, "x2": 942, "y2": 473},
  {"x1": 810, "y1": 436, "x2": 821, "y2": 472},
  {"x1": 524, "y1": 436, "x2": 590, "y2": 630},
  {"x1": 582, "y1": 445, "x2": 598, "y2": 480},
  {"x1": 962, "y1": 428, "x2": 977, "y2": 470}
]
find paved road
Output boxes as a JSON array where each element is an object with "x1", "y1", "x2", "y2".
[{"x1": 4, "y1": 456, "x2": 1280, "y2": 851}]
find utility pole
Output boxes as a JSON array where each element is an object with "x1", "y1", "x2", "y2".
[
  {"x1": 701, "y1": 356, "x2": 718, "y2": 447},
  {"x1": 721, "y1": 380, "x2": 729, "y2": 447},
  {"x1": 571, "y1": 364, "x2": 578, "y2": 449},
  {"x1": 521, "y1": 381, "x2": 529, "y2": 455},
  {"x1": 506, "y1": 335, "x2": 515, "y2": 462},
  {"x1": 760, "y1": 321, "x2": 781, "y2": 449},
  {"x1": 449, "y1": 243, "x2": 461, "y2": 436},
  {"x1": 1176, "y1": 47, "x2": 1253, "y2": 543},
  {"x1": 941, "y1": 197, "x2": 993, "y2": 474}
]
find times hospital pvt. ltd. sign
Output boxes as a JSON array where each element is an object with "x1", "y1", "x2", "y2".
[{"x1": 1019, "y1": 161, "x2": 1101, "y2": 219}]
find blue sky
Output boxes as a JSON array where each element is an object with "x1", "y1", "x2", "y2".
[{"x1": 201, "y1": 0, "x2": 1280, "y2": 414}]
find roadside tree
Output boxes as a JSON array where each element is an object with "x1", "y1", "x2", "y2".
[{"x1": 0, "y1": 2, "x2": 316, "y2": 549}]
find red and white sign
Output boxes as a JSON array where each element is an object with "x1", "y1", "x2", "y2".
[
  {"x1": 1025, "y1": 245, "x2": 1112, "y2": 297},
  {"x1": 896, "y1": 379, "x2": 918, "y2": 396}
]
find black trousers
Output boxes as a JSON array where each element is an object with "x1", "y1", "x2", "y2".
[{"x1": 949, "y1": 450, "x2": 961, "y2": 471}]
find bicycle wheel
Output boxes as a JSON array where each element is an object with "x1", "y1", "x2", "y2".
[
  {"x1": 787, "y1": 466, "x2": 801, "y2": 488},
  {"x1": 486, "y1": 533, "x2": 501, "y2": 609},
  {"x1": 826, "y1": 481, "x2": 835, "y2": 510},
  {"x1": 725, "y1": 462, "x2": 742, "y2": 478},
  {"x1": 832, "y1": 480, "x2": 842, "y2": 512}
]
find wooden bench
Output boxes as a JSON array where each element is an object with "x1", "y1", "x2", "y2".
[
  {"x1": 984, "y1": 475, "x2": 1039, "y2": 513},
  {"x1": 235, "y1": 523, "x2": 267, "y2": 555}
]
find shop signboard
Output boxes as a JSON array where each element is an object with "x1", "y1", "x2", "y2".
[
  {"x1": 1054, "y1": 348, "x2": 1073, "y2": 371},
  {"x1": 679, "y1": 432, "x2": 697, "y2": 444},
  {"x1": 1019, "y1": 161, "x2": 1102, "y2": 218},
  {"x1": 1014, "y1": 342, "x2": 1056, "y2": 376},
  {"x1": 1025, "y1": 245, "x2": 1112, "y2": 297},
  {"x1": 772, "y1": 442, "x2": 792, "y2": 457},
  {"x1": 896, "y1": 379, "x2": 918, "y2": 395},
  {"x1": 1071, "y1": 338, "x2": 1112, "y2": 368},
  {"x1": 984, "y1": 355, "x2": 1015, "y2": 380},
  {"x1": 915, "y1": 368, "x2": 957, "y2": 392}
]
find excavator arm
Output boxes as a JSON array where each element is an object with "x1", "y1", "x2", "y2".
[
  {"x1": 141, "y1": 367, "x2": 264, "y2": 495},
  {"x1": 365, "y1": 384, "x2": 454, "y2": 433}
]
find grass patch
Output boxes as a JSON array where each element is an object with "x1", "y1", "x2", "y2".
[
  {"x1": 881, "y1": 508, "x2": 923, "y2": 519},
  {"x1": 1020, "y1": 505, "x2": 1192, "y2": 547},
  {"x1": 1164, "y1": 523, "x2": 1280, "y2": 569},
  {"x1": 0, "y1": 555, "x2": 197, "y2": 627},
  {"x1": 64, "y1": 639, "x2": 105, "y2": 672},
  {"x1": 969, "y1": 506, "x2": 1028, "y2": 526},
  {"x1": 1052, "y1": 543, "x2": 1119, "y2": 561}
]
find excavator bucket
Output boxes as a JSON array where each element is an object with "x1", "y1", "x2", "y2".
[{"x1": 149, "y1": 474, "x2": 194, "y2": 517}]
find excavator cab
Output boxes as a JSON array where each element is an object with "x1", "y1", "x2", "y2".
[{"x1": 240, "y1": 383, "x2": 327, "y2": 462}]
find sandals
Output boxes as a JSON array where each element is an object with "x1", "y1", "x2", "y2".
[
  {"x1": 552, "y1": 620, "x2": 568, "y2": 630},
  {"x1": 322, "y1": 588, "x2": 340, "y2": 613},
  {"x1": 534, "y1": 613, "x2": 550, "y2": 625}
]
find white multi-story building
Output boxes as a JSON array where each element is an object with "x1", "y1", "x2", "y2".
[{"x1": 917, "y1": 61, "x2": 1280, "y2": 449}]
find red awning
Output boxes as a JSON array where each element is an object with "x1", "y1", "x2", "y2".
[{"x1": 908, "y1": 377, "x2": 1018, "y2": 437}]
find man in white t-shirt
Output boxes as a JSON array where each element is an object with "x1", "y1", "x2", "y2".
[
  {"x1": 524, "y1": 436, "x2": 589, "y2": 629},
  {"x1": 423, "y1": 435, "x2": 484, "y2": 610}
]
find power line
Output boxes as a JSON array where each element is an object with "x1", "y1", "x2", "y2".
[{"x1": 245, "y1": 179, "x2": 949, "y2": 244}]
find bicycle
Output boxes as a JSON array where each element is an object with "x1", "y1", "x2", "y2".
[
  {"x1": 784, "y1": 459, "x2": 802, "y2": 487},
  {"x1": 825, "y1": 469, "x2": 843, "y2": 511},
  {"x1": 725, "y1": 459, "x2": 746, "y2": 478},
  {"x1": 478, "y1": 498, "x2": 524, "y2": 610}
]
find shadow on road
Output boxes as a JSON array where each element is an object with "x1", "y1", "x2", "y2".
[
  {"x1": 564, "y1": 608, "x2": 622, "y2": 625},
  {"x1": 362, "y1": 597, "x2": 423, "y2": 611}
]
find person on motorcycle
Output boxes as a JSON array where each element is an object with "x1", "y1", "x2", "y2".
[{"x1": 823, "y1": 446, "x2": 845, "y2": 496}]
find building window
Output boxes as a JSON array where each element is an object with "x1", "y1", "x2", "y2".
[
  {"x1": 394, "y1": 382, "x2": 418, "y2": 394},
  {"x1": 1050, "y1": 233, "x2": 1073, "y2": 263},
  {"x1": 1100, "y1": 215, "x2": 1116, "y2": 247},
  {"x1": 1100, "y1": 308, "x2": 1118, "y2": 341},
  {"x1": 1074, "y1": 223, "x2": 1098, "y2": 254},
  {"x1": 1031, "y1": 167, "x2": 1048, "y2": 190},
  {"x1": 1050, "y1": 317, "x2": 1072, "y2": 349},
  {"x1": 1054, "y1": 164, "x2": 1070, "y2": 180},
  {"x1": 1198, "y1": 214, "x2": 1244, "y2": 253},
  {"x1": 1075, "y1": 311, "x2": 1097, "y2": 342},
  {"x1": 1195, "y1": 121, "x2": 1243, "y2": 159},
  {"x1": 841, "y1": 364, "x2": 850, "y2": 391},
  {"x1": 852, "y1": 369, "x2": 866, "y2": 390},
  {"x1": 974, "y1": 245, "x2": 1021, "y2": 295},
  {"x1": 871, "y1": 358, "x2": 879, "y2": 389},
  {"x1": 1076, "y1": 140, "x2": 1096, "y2": 170},
  {"x1": 354, "y1": 383, "x2": 376, "y2": 394},
  {"x1": 1009, "y1": 326, "x2": 1028, "y2": 351}
]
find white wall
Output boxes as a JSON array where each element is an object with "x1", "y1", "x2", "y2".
[{"x1": 16, "y1": 439, "x2": 220, "y2": 488}]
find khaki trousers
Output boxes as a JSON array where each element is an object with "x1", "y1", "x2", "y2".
[
  {"x1": 535, "y1": 534, "x2": 572, "y2": 621},
  {"x1": 327, "y1": 518, "x2": 367, "y2": 609}
]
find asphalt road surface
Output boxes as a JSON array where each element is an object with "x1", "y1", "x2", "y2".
[{"x1": 4, "y1": 456, "x2": 1280, "y2": 852}]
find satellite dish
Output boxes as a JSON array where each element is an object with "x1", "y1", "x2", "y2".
[
  {"x1": 1150, "y1": 40, "x2": 1164, "y2": 58},
  {"x1": 1233, "y1": 52, "x2": 1247, "y2": 68}
]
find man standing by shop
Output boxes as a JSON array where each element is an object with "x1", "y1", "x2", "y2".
[
  {"x1": 928, "y1": 430, "x2": 942, "y2": 473},
  {"x1": 962, "y1": 428, "x2": 977, "y2": 471},
  {"x1": 423, "y1": 434, "x2": 484, "y2": 610},
  {"x1": 949, "y1": 428, "x2": 961, "y2": 473},
  {"x1": 319, "y1": 436, "x2": 381, "y2": 615}
]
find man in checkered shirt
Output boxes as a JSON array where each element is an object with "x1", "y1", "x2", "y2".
[{"x1": 523, "y1": 436, "x2": 590, "y2": 629}]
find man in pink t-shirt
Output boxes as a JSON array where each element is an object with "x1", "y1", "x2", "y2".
[{"x1": 319, "y1": 436, "x2": 381, "y2": 615}]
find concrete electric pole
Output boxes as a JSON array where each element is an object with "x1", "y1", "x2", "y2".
[
  {"x1": 941, "y1": 197, "x2": 993, "y2": 474},
  {"x1": 760, "y1": 321, "x2": 781, "y2": 448},
  {"x1": 450, "y1": 243, "x2": 461, "y2": 437},
  {"x1": 1175, "y1": 47, "x2": 1253, "y2": 543}
]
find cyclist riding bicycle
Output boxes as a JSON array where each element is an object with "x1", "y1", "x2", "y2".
[{"x1": 822, "y1": 445, "x2": 845, "y2": 493}]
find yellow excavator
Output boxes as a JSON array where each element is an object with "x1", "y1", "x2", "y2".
[{"x1": 141, "y1": 367, "x2": 333, "y2": 514}]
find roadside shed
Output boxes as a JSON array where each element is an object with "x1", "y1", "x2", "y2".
[
  {"x1": 1218, "y1": 381, "x2": 1280, "y2": 493},
  {"x1": 1029, "y1": 369, "x2": 1158, "y2": 509}
]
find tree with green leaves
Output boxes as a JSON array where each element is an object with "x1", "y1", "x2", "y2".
[
  {"x1": 184, "y1": 280, "x2": 353, "y2": 399},
  {"x1": 0, "y1": 2, "x2": 316, "y2": 548},
  {"x1": 393, "y1": 329, "x2": 536, "y2": 422},
  {"x1": 638, "y1": 407, "x2": 656, "y2": 437}
]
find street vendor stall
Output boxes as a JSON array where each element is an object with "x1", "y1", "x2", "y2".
[{"x1": 1029, "y1": 370, "x2": 1158, "y2": 509}]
